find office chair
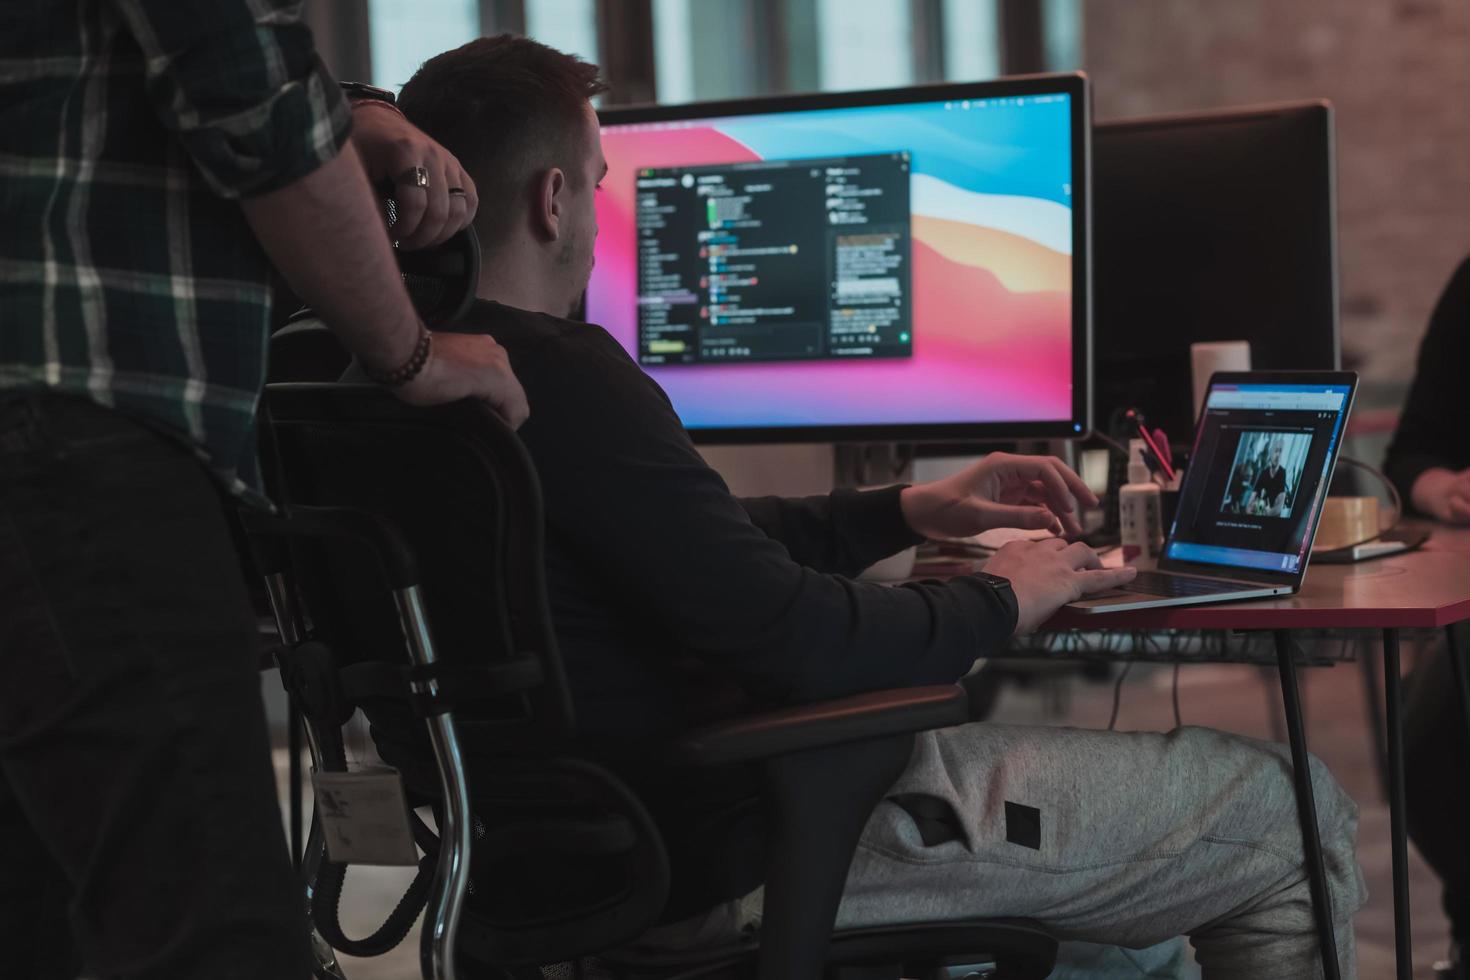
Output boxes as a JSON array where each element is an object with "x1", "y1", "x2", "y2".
[{"x1": 242, "y1": 371, "x2": 1058, "y2": 980}]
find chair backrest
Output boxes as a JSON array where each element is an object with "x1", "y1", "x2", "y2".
[
  {"x1": 259, "y1": 383, "x2": 673, "y2": 967},
  {"x1": 267, "y1": 218, "x2": 480, "y2": 384},
  {"x1": 263, "y1": 382, "x2": 576, "y2": 753},
  {"x1": 267, "y1": 319, "x2": 352, "y2": 382}
]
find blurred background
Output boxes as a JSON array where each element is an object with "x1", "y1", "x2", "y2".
[{"x1": 307, "y1": 0, "x2": 1470, "y2": 397}]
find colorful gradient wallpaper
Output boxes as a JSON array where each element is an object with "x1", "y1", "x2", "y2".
[{"x1": 588, "y1": 94, "x2": 1077, "y2": 431}]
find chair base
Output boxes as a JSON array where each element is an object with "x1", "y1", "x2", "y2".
[{"x1": 594, "y1": 918, "x2": 1057, "y2": 980}]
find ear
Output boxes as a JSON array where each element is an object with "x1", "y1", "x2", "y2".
[{"x1": 531, "y1": 167, "x2": 568, "y2": 242}]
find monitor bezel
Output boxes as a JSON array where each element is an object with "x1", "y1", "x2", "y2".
[
  {"x1": 1157, "y1": 369, "x2": 1360, "y2": 587},
  {"x1": 594, "y1": 72, "x2": 1092, "y2": 445}
]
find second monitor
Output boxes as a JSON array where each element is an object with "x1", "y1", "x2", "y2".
[{"x1": 1092, "y1": 101, "x2": 1340, "y2": 445}]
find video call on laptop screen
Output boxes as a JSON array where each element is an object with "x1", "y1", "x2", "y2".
[
  {"x1": 588, "y1": 87, "x2": 1080, "y2": 435},
  {"x1": 1165, "y1": 383, "x2": 1353, "y2": 575}
]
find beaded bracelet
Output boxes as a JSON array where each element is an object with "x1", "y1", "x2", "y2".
[{"x1": 366, "y1": 325, "x2": 432, "y2": 387}]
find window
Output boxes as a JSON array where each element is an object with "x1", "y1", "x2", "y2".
[
  {"x1": 525, "y1": 0, "x2": 599, "y2": 64},
  {"x1": 1043, "y1": 0, "x2": 1083, "y2": 71},
  {"x1": 651, "y1": 0, "x2": 696, "y2": 104},
  {"x1": 814, "y1": 0, "x2": 914, "y2": 92},
  {"x1": 943, "y1": 0, "x2": 1001, "y2": 81},
  {"x1": 651, "y1": 0, "x2": 1010, "y2": 105},
  {"x1": 368, "y1": 0, "x2": 479, "y2": 91}
]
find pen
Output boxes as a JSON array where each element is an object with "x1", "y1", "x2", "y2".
[{"x1": 1124, "y1": 408, "x2": 1177, "y2": 483}]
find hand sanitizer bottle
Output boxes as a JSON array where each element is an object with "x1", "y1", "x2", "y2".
[{"x1": 1119, "y1": 439, "x2": 1163, "y2": 567}]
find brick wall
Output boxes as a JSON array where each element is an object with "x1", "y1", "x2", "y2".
[{"x1": 1083, "y1": 0, "x2": 1470, "y2": 386}]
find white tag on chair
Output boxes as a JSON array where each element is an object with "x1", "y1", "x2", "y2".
[{"x1": 312, "y1": 767, "x2": 420, "y2": 866}]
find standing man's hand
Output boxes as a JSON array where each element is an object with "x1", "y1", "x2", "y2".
[
  {"x1": 394, "y1": 331, "x2": 530, "y2": 429},
  {"x1": 984, "y1": 539, "x2": 1137, "y2": 634},
  {"x1": 350, "y1": 101, "x2": 479, "y2": 250},
  {"x1": 899, "y1": 452, "x2": 1098, "y2": 540}
]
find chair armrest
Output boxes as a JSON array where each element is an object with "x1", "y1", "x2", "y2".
[{"x1": 668, "y1": 684, "x2": 968, "y2": 768}]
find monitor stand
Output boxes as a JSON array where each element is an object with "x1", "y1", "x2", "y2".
[{"x1": 833, "y1": 443, "x2": 914, "y2": 489}]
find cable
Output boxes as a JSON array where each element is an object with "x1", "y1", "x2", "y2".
[
  {"x1": 1090, "y1": 428, "x2": 1131, "y2": 458},
  {"x1": 1107, "y1": 662, "x2": 1133, "y2": 730},
  {"x1": 1172, "y1": 664, "x2": 1182, "y2": 729}
]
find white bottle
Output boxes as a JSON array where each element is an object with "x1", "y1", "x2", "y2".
[{"x1": 1119, "y1": 439, "x2": 1163, "y2": 567}]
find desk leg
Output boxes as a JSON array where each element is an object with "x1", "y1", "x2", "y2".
[
  {"x1": 1274, "y1": 629, "x2": 1341, "y2": 980},
  {"x1": 1447, "y1": 624, "x2": 1470, "y2": 758},
  {"x1": 1384, "y1": 628, "x2": 1413, "y2": 980},
  {"x1": 1356, "y1": 636, "x2": 1390, "y2": 802}
]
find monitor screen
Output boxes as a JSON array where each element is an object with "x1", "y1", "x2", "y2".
[
  {"x1": 589, "y1": 76, "x2": 1091, "y2": 443},
  {"x1": 1163, "y1": 377, "x2": 1355, "y2": 578},
  {"x1": 1093, "y1": 102, "x2": 1339, "y2": 447}
]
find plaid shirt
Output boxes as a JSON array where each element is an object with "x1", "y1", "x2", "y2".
[{"x1": 0, "y1": 0, "x2": 351, "y2": 506}]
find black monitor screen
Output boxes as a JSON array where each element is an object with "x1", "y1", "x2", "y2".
[{"x1": 1092, "y1": 102, "x2": 1339, "y2": 447}]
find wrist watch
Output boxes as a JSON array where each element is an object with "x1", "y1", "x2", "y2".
[
  {"x1": 339, "y1": 81, "x2": 398, "y2": 108},
  {"x1": 972, "y1": 570, "x2": 1019, "y2": 624}
]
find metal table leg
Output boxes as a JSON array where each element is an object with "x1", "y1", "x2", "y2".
[
  {"x1": 1384, "y1": 628, "x2": 1412, "y2": 980},
  {"x1": 1274, "y1": 630, "x2": 1341, "y2": 980},
  {"x1": 1357, "y1": 636, "x2": 1390, "y2": 802},
  {"x1": 1447, "y1": 624, "x2": 1470, "y2": 758}
]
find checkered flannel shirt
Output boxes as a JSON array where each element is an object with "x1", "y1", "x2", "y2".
[{"x1": 0, "y1": 0, "x2": 351, "y2": 506}]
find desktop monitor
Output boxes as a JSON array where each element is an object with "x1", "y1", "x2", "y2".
[
  {"x1": 588, "y1": 74, "x2": 1092, "y2": 444},
  {"x1": 1092, "y1": 101, "x2": 1339, "y2": 448}
]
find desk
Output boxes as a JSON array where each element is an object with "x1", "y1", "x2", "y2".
[{"x1": 1038, "y1": 540, "x2": 1470, "y2": 980}]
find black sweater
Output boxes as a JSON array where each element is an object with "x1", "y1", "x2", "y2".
[
  {"x1": 455, "y1": 301, "x2": 1017, "y2": 741},
  {"x1": 1384, "y1": 258, "x2": 1470, "y2": 507}
]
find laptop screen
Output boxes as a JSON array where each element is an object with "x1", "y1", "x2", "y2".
[{"x1": 1163, "y1": 381, "x2": 1353, "y2": 575}]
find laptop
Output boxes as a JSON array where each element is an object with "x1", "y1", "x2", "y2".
[{"x1": 1069, "y1": 370, "x2": 1358, "y2": 613}]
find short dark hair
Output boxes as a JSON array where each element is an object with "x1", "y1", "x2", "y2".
[{"x1": 398, "y1": 34, "x2": 608, "y2": 246}]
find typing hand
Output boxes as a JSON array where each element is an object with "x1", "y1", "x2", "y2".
[
  {"x1": 350, "y1": 101, "x2": 479, "y2": 250},
  {"x1": 396, "y1": 331, "x2": 530, "y2": 429},
  {"x1": 899, "y1": 452, "x2": 1098, "y2": 540},
  {"x1": 984, "y1": 539, "x2": 1137, "y2": 634},
  {"x1": 1412, "y1": 467, "x2": 1470, "y2": 525}
]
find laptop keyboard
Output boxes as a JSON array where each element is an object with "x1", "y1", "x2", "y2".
[{"x1": 1118, "y1": 571, "x2": 1251, "y2": 598}]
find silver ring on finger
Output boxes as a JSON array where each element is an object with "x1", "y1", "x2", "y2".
[{"x1": 397, "y1": 166, "x2": 430, "y2": 189}]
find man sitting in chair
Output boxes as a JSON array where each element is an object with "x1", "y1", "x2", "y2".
[{"x1": 388, "y1": 35, "x2": 1366, "y2": 980}]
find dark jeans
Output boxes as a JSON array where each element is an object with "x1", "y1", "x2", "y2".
[
  {"x1": 1404, "y1": 621, "x2": 1470, "y2": 950},
  {"x1": 0, "y1": 394, "x2": 305, "y2": 979}
]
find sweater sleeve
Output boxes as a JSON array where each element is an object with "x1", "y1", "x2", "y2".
[
  {"x1": 520, "y1": 327, "x2": 1014, "y2": 704},
  {"x1": 737, "y1": 489, "x2": 923, "y2": 577},
  {"x1": 1384, "y1": 257, "x2": 1470, "y2": 508}
]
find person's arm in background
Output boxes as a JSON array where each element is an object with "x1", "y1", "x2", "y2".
[
  {"x1": 109, "y1": 0, "x2": 526, "y2": 424},
  {"x1": 1385, "y1": 256, "x2": 1470, "y2": 522}
]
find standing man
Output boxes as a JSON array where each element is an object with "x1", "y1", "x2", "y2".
[
  {"x1": 0, "y1": 3, "x2": 527, "y2": 978},
  {"x1": 1249, "y1": 439, "x2": 1290, "y2": 515}
]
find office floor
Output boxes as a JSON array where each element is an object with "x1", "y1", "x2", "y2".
[{"x1": 271, "y1": 646, "x2": 1454, "y2": 979}]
